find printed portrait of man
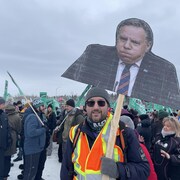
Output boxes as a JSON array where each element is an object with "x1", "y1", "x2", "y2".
[{"x1": 62, "y1": 18, "x2": 180, "y2": 109}]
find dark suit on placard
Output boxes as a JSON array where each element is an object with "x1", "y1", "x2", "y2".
[
  {"x1": 131, "y1": 52, "x2": 180, "y2": 108},
  {"x1": 62, "y1": 44, "x2": 180, "y2": 109},
  {"x1": 62, "y1": 44, "x2": 118, "y2": 90}
]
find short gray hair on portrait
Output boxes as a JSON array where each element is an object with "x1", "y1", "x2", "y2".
[{"x1": 115, "y1": 18, "x2": 153, "y2": 50}]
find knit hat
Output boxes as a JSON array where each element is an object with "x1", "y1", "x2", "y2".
[
  {"x1": 16, "y1": 100, "x2": 22, "y2": 105},
  {"x1": 158, "y1": 110, "x2": 169, "y2": 120},
  {"x1": 120, "y1": 115, "x2": 135, "y2": 129},
  {"x1": 5, "y1": 104, "x2": 16, "y2": 113},
  {"x1": 66, "y1": 99, "x2": 75, "y2": 108},
  {"x1": 48, "y1": 104, "x2": 53, "y2": 108},
  {"x1": 85, "y1": 87, "x2": 110, "y2": 105},
  {"x1": 32, "y1": 98, "x2": 44, "y2": 108},
  {"x1": 121, "y1": 109, "x2": 135, "y2": 120},
  {"x1": 139, "y1": 114, "x2": 149, "y2": 121},
  {"x1": 0, "y1": 97, "x2": 5, "y2": 105}
]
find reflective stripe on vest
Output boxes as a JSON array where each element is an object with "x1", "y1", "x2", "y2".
[{"x1": 69, "y1": 113, "x2": 124, "y2": 180}]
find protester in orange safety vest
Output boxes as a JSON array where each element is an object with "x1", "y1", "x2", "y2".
[{"x1": 60, "y1": 87, "x2": 150, "y2": 180}]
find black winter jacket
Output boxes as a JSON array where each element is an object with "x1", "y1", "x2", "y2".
[
  {"x1": 153, "y1": 134, "x2": 180, "y2": 180},
  {"x1": 0, "y1": 109, "x2": 8, "y2": 149}
]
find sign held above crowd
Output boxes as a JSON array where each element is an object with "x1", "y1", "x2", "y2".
[{"x1": 62, "y1": 18, "x2": 180, "y2": 109}]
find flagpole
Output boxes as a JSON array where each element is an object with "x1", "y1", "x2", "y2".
[
  {"x1": 3, "y1": 80, "x2": 8, "y2": 101},
  {"x1": 7, "y1": 71, "x2": 44, "y2": 126}
]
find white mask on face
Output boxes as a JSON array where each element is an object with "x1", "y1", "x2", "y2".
[{"x1": 161, "y1": 129, "x2": 175, "y2": 138}]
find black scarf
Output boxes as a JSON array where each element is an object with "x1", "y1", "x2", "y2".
[{"x1": 86, "y1": 117, "x2": 107, "y2": 133}]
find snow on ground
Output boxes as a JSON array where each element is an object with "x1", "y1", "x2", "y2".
[{"x1": 9, "y1": 142, "x2": 61, "y2": 180}]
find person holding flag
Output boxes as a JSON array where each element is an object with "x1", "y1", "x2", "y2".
[{"x1": 23, "y1": 98, "x2": 47, "y2": 180}]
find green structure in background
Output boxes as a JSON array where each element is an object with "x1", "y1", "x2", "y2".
[
  {"x1": 6, "y1": 71, "x2": 174, "y2": 116},
  {"x1": 73, "y1": 84, "x2": 174, "y2": 115},
  {"x1": 3, "y1": 80, "x2": 9, "y2": 101},
  {"x1": 128, "y1": 98, "x2": 146, "y2": 114},
  {"x1": 75, "y1": 85, "x2": 92, "y2": 107},
  {"x1": 7, "y1": 71, "x2": 24, "y2": 96},
  {"x1": 40, "y1": 92, "x2": 60, "y2": 115},
  {"x1": 40, "y1": 92, "x2": 48, "y2": 106},
  {"x1": 3, "y1": 80, "x2": 13, "y2": 102},
  {"x1": 111, "y1": 96, "x2": 173, "y2": 115}
]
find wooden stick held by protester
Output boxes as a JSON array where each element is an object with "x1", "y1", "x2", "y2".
[
  {"x1": 7, "y1": 71, "x2": 44, "y2": 126},
  {"x1": 102, "y1": 94, "x2": 125, "y2": 180}
]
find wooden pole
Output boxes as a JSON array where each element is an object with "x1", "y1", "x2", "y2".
[
  {"x1": 102, "y1": 94, "x2": 124, "y2": 180},
  {"x1": 7, "y1": 71, "x2": 44, "y2": 126}
]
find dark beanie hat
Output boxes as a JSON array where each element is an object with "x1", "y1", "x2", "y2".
[
  {"x1": 16, "y1": 100, "x2": 22, "y2": 105},
  {"x1": 158, "y1": 110, "x2": 169, "y2": 120},
  {"x1": 0, "y1": 97, "x2": 5, "y2": 105},
  {"x1": 66, "y1": 99, "x2": 75, "y2": 107},
  {"x1": 48, "y1": 104, "x2": 53, "y2": 108},
  {"x1": 139, "y1": 114, "x2": 149, "y2": 121},
  {"x1": 85, "y1": 87, "x2": 110, "y2": 105}
]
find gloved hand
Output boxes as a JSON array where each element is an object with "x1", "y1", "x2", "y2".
[{"x1": 101, "y1": 157, "x2": 119, "y2": 178}]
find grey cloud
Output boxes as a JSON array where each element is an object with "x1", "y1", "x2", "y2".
[{"x1": 0, "y1": 0, "x2": 180, "y2": 96}]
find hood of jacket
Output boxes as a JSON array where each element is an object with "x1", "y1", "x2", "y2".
[
  {"x1": 23, "y1": 107, "x2": 34, "y2": 119},
  {"x1": 5, "y1": 104, "x2": 18, "y2": 116},
  {"x1": 141, "y1": 118, "x2": 151, "y2": 128}
]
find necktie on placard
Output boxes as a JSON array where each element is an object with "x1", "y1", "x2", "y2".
[{"x1": 117, "y1": 64, "x2": 132, "y2": 95}]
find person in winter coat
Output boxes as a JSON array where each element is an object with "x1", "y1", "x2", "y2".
[
  {"x1": 13, "y1": 102, "x2": 30, "y2": 163},
  {"x1": 136, "y1": 114, "x2": 152, "y2": 151},
  {"x1": 23, "y1": 98, "x2": 46, "y2": 180},
  {"x1": 3, "y1": 104, "x2": 22, "y2": 179},
  {"x1": 151, "y1": 110, "x2": 169, "y2": 142},
  {"x1": 61, "y1": 87, "x2": 150, "y2": 180},
  {"x1": 46, "y1": 104, "x2": 56, "y2": 135},
  {"x1": 34, "y1": 102, "x2": 51, "y2": 180},
  {"x1": 61, "y1": 99, "x2": 85, "y2": 155},
  {"x1": 16, "y1": 102, "x2": 31, "y2": 180},
  {"x1": 152, "y1": 116, "x2": 180, "y2": 180},
  {"x1": 46, "y1": 104, "x2": 56, "y2": 156},
  {"x1": 120, "y1": 115, "x2": 157, "y2": 180},
  {"x1": 56, "y1": 108, "x2": 66, "y2": 162},
  {"x1": 0, "y1": 97, "x2": 8, "y2": 180}
]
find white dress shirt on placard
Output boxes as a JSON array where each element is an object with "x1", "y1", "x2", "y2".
[{"x1": 114, "y1": 59, "x2": 142, "y2": 96}]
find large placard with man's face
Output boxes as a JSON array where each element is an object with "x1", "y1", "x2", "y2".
[{"x1": 62, "y1": 18, "x2": 180, "y2": 109}]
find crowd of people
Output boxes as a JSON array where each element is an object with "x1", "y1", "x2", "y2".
[
  {"x1": 1, "y1": 87, "x2": 180, "y2": 180},
  {"x1": 0, "y1": 97, "x2": 57, "y2": 180}
]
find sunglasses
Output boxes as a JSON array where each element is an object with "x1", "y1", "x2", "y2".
[{"x1": 86, "y1": 100, "x2": 106, "y2": 107}]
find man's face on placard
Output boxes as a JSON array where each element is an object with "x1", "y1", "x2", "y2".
[{"x1": 116, "y1": 25, "x2": 151, "y2": 64}]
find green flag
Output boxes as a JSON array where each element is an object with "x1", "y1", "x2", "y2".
[
  {"x1": 3, "y1": 80, "x2": 8, "y2": 101},
  {"x1": 129, "y1": 98, "x2": 146, "y2": 114},
  {"x1": 7, "y1": 71, "x2": 23, "y2": 96},
  {"x1": 76, "y1": 85, "x2": 92, "y2": 107},
  {"x1": 7, "y1": 71, "x2": 45, "y2": 125}
]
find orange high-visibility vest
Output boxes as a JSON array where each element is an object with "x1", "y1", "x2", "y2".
[{"x1": 69, "y1": 113, "x2": 124, "y2": 180}]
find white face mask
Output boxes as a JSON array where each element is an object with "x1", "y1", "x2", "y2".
[{"x1": 161, "y1": 129, "x2": 175, "y2": 138}]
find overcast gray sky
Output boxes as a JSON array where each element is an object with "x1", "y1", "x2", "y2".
[{"x1": 0, "y1": 0, "x2": 180, "y2": 97}]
